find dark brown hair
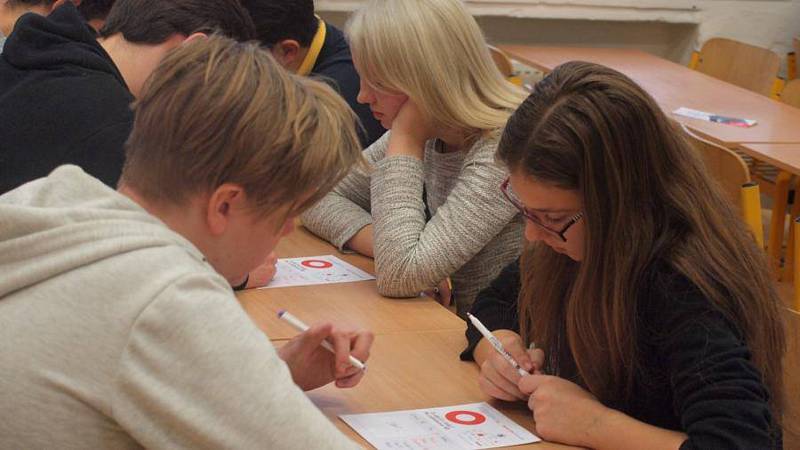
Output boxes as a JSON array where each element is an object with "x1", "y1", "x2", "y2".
[
  {"x1": 98, "y1": 0, "x2": 255, "y2": 44},
  {"x1": 121, "y1": 35, "x2": 364, "y2": 219},
  {"x1": 498, "y1": 61, "x2": 785, "y2": 416},
  {"x1": 6, "y1": 0, "x2": 57, "y2": 6},
  {"x1": 77, "y1": 0, "x2": 115, "y2": 21},
  {"x1": 239, "y1": 0, "x2": 317, "y2": 48}
]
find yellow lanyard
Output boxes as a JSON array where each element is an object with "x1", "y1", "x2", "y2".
[{"x1": 297, "y1": 17, "x2": 326, "y2": 76}]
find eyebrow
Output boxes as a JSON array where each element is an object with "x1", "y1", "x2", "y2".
[{"x1": 526, "y1": 207, "x2": 575, "y2": 214}]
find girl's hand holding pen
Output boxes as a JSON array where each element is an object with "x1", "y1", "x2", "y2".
[{"x1": 476, "y1": 330, "x2": 544, "y2": 402}]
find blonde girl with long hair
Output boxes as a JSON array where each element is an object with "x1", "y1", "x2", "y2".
[
  {"x1": 464, "y1": 61, "x2": 786, "y2": 449},
  {"x1": 302, "y1": 0, "x2": 527, "y2": 316}
]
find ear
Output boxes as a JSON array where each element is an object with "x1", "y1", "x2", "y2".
[
  {"x1": 270, "y1": 39, "x2": 301, "y2": 69},
  {"x1": 183, "y1": 32, "x2": 207, "y2": 45},
  {"x1": 205, "y1": 184, "x2": 248, "y2": 236},
  {"x1": 52, "y1": 0, "x2": 80, "y2": 11}
]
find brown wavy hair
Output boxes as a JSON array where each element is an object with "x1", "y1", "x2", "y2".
[{"x1": 497, "y1": 61, "x2": 785, "y2": 416}]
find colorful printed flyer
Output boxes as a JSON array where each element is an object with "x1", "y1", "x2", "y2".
[
  {"x1": 260, "y1": 255, "x2": 375, "y2": 289},
  {"x1": 673, "y1": 107, "x2": 757, "y2": 127},
  {"x1": 340, "y1": 402, "x2": 540, "y2": 450}
]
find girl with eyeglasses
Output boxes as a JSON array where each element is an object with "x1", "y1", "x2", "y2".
[
  {"x1": 301, "y1": 0, "x2": 527, "y2": 316},
  {"x1": 462, "y1": 61, "x2": 785, "y2": 449}
]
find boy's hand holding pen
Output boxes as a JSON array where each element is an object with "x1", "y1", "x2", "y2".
[{"x1": 277, "y1": 310, "x2": 373, "y2": 392}]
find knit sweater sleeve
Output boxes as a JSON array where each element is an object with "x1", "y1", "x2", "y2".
[
  {"x1": 460, "y1": 258, "x2": 521, "y2": 361},
  {"x1": 111, "y1": 273, "x2": 361, "y2": 450},
  {"x1": 370, "y1": 136, "x2": 518, "y2": 297},
  {"x1": 300, "y1": 132, "x2": 389, "y2": 250},
  {"x1": 647, "y1": 274, "x2": 780, "y2": 450}
]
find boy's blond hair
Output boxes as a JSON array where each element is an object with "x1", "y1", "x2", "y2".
[{"x1": 121, "y1": 35, "x2": 363, "y2": 217}]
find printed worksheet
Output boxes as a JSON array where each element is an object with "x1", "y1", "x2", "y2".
[
  {"x1": 340, "y1": 402, "x2": 540, "y2": 450},
  {"x1": 260, "y1": 255, "x2": 375, "y2": 289}
]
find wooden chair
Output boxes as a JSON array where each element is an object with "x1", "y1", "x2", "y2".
[
  {"x1": 783, "y1": 307, "x2": 799, "y2": 447},
  {"x1": 792, "y1": 37, "x2": 800, "y2": 80},
  {"x1": 694, "y1": 38, "x2": 781, "y2": 97},
  {"x1": 682, "y1": 125, "x2": 764, "y2": 247},
  {"x1": 488, "y1": 45, "x2": 522, "y2": 86},
  {"x1": 780, "y1": 79, "x2": 800, "y2": 108}
]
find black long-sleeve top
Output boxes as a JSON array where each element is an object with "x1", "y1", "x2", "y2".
[{"x1": 462, "y1": 258, "x2": 781, "y2": 449}]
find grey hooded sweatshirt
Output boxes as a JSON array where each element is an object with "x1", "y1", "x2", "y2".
[{"x1": 0, "y1": 166, "x2": 361, "y2": 449}]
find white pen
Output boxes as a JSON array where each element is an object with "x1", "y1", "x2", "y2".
[
  {"x1": 467, "y1": 312, "x2": 529, "y2": 377},
  {"x1": 277, "y1": 310, "x2": 367, "y2": 371}
]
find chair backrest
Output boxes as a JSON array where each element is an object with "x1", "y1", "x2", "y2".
[
  {"x1": 682, "y1": 125, "x2": 750, "y2": 204},
  {"x1": 696, "y1": 38, "x2": 781, "y2": 96},
  {"x1": 784, "y1": 308, "x2": 800, "y2": 447},
  {"x1": 488, "y1": 45, "x2": 514, "y2": 78},
  {"x1": 794, "y1": 36, "x2": 800, "y2": 71},
  {"x1": 681, "y1": 125, "x2": 764, "y2": 246},
  {"x1": 781, "y1": 79, "x2": 800, "y2": 108}
]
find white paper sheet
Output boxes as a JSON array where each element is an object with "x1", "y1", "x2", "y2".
[
  {"x1": 340, "y1": 402, "x2": 540, "y2": 450},
  {"x1": 673, "y1": 107, "x2": 757, "y2": 127},
  {"x1": 260, "y1": 255, "x2": 375, "y2": 289}
]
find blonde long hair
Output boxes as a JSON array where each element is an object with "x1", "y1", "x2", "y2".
[{"x1": 346, "y1": 0, "x2": 527, "y2": 141}]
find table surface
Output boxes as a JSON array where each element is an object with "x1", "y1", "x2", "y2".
[
  {"x1": 237, "y1": 226, "x2": 465, "y2": 340},
  {"x1": 239, "y1": 227, "x2": 578, "y2": 449},
  {"x1": 500, "y1": 45, "x2": 800, "y2": 147},
  {"x1": 735, "y1": 143, "x2": 800, "y2": 176},
  {"x1": 279, "y1": 330, "x2": 577, "y2": 450}
]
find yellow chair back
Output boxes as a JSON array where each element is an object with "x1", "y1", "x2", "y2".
[
  {"x1": 695, "y1": 38, "x2": 780, "y2": 97},
  {"x1": 488, "y1": 45, "x2": 522, "y2": 86},
  {"x1": 780, "y1": 79, "x2": 800, "y2": 108},
  {"x1": 682, "y1": 125, "x2": 763, "y2": 247}
]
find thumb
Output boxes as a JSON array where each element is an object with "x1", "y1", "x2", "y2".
[
  {"x1": 518, "y1": 373, "x2": 549, "y2": 395},
  {"x1": 505, "y1": 339, "x2": 534, "y2": 373},
  {"x1": 295, "y1": 323, "x2": 333, "y2": 353}
]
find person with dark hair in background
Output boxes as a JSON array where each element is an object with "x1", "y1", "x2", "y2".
[
  {"x1": 0, "y1": 0, "x2": 279, "y2": 288},
  {"x1": 0, "y1": 0, "x2": 254, "y2": 194},
  {"x1": 76, "y1": 0, "x2": 113, "y2": 32},
  {"x1": 240, "y1": 0, "x2": 385, "y2": 148}
]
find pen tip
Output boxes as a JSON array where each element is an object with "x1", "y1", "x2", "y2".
[{"x1": 277, "y1": 310, "x2": 286, "y2": 318}]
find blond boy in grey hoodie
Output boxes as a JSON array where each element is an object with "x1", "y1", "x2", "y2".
[{"x1": 0, "y1": 36, "x2": 370, "y2": 449}]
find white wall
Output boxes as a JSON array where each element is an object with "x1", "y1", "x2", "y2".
[{"x1": 318, "y1": 0, "x2": 800, "y2": 73}]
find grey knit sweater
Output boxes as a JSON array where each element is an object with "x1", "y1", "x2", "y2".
[{"x1": 301, "y1": 131, "x2": 523, "y2": 316}]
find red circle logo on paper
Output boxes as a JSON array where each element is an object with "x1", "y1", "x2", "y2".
[
  {"x1": 300, "y1": 259, "x2": 333, "y2": 269},
  {"x1": 444, "y1": 410, "x2": 486, "y2": 425}
]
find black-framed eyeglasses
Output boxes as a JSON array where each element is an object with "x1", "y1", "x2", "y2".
[{"x1": 500, "y1": 178, "x2": 583, "y2": 242}]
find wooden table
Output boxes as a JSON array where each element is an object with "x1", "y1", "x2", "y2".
[
  {"x1": 240, "y1": 227, "x2": 578, "y2": 449},
  {"x1": 736, "y1": 143, "x2": 800, "y2": 176},
  {"x1": 238, "y1": 226, "x2": 465, "y2": 340},
  {"x1": 499, "y1": 45, "x2": 800, "y2": 146},
  {"x1": 278, "y1": 330, "x2": 576, "y2": 450}
]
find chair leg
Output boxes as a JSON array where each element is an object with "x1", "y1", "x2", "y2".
[
  {"x1": 786, "y1": 187, "x2": 800, "y2": 281},
  {"x1": 768, "y1": 171, "x2": 793, "y2": 279}
]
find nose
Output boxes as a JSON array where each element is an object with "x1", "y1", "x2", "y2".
[
  {"x1": 524, "y1": 220, "x2": 550, "y2": 243},
  {"x1": 357, "y1": 80, "x2": 374, "y2": 105}
]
